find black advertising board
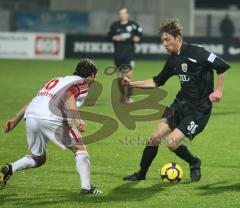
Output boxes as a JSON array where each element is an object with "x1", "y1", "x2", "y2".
[{"x1": 65, "y1": 34, "x2": 240, "y2": 61}]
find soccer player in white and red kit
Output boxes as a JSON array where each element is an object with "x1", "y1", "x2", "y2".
[{"x1": 0, "y1": 59, "x2": 102, "y2": 195}]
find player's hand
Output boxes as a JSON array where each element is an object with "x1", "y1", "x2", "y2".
[
  {"x1": 4, "y1": 119, "x2": 18, "y2": 133},
  {"x1": 75, "y1": 119, "x2": 86, "y2": 132},
  {"x1": 121, "y1": 77, "x2": 132, "y2": 87},
  {"x1": 133, "y1": 35, "x2": 140, "y2": 42},
  {"x1": 209, "y1": 90, "x2": 222, "y2": 102},
  {"x1": 113, "y1": 35, "x2": 122, "y2": 41}
]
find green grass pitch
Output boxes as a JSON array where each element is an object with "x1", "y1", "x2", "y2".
[{"x1": 0, "y1": 59, "x2": 239, "y2": 208}]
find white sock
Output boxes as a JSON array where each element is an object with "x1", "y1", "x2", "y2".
[
  {"x1": 75, "y1": 151, "x2": 91, "y2": 190},
  {"x1": 11, "y1": 155, "x2": 36, "y2": 173}
]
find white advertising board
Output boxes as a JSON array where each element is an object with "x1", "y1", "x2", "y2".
[{"x1": 0, "y1": 32, "x2": 65, "y2": 60}]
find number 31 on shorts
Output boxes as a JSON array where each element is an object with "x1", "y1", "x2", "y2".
[{"x1": 187, "y1": 121, "x2": 198, "y2": 134}]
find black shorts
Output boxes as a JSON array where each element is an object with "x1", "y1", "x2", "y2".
[
  {"x1": 166, "y1": 99, "x2": 212, "y2": 140},
  {"x1": 115, "y1": 57, "x2": 134, "y2": 71}
]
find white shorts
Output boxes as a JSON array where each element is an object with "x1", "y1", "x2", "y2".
[{"x1": 25, "y1": 117, "x2": 82, "y2": 156}]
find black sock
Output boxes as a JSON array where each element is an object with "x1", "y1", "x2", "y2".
[
  {"x1": 127, "y1": 87, "x2": 133, "y2": 97},
  {"x1": 173, "y1": 145, "x2": 197, "y2": 165},
  {"x1": 118, "y1": 78, "x2": 125, "y2": 96},
  {"x1": 139, "y1": 144, "x2": 159, "y2": 177}
]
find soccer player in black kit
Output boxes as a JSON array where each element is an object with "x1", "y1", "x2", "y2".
[
  {"x1": 108, "y1": 8, "x2": 143, "y2": 103},
  {"x1": 122, "y1": 18, "x2": 230, "y2": 182}
]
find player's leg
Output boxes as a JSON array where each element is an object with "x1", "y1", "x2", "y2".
[
  {"x1": 61, "y1": 122, "x2": 101, "y2": 195},
  {"x1": 118, "y1": 68, "x2": 134, "y2": 103},
  {"x1": 42, "y1": 120, "x2": 101, "y2": 195},
  {"x1": 173, "y1": 111, "x2": 211, "y2": 181},
  {"x1": 0, "y1": 154, "x2": 46, "y2": 190},
  {"x1": 69, "y1": 143, "x2": 91, "y2": 190},
  {"x1": 164, "y1": 99, "x2": 204, "y2": 181},
  {"x1": 115, "y1": 59, "x2": 126, "y2": 102},
  {"x1": 10, "y1": 117, "x2": 47, "y2": 172},
  {"x1": 125, "y1": 67, "x2": 134, "y2": 103},
  {"x1": 117, "y1": 71, "x2": 126, "y2": 102},
  {"x1": 0, "y1": 118, "x2": 47, "y2": 190},
  {"x1": 117, "y1": 59, "x2": 134, "y2": 103},
  {"x1": 123, "y1": 118, "x2": 171, "y2": 181},
  {"x1": 121, "y1": 60, "x2": 134, "y2": 103},
  {"x1": 68, "y1": 142, "x2": 102, "y2": 195},
  {"x1": 166, "y1": 128, "x2": 201, "y2": 182}
]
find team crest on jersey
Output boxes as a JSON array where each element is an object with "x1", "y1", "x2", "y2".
[
  {"x1": 181, "y1": 63, "x2": 188, "y2": 72},
  {"x1": 126, "y1": 26, "x2": 132, "y2": 32}
]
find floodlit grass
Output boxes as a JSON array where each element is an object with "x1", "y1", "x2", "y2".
[{"x1": 0, "y1": 59, "x2": 239, "y2": 208}]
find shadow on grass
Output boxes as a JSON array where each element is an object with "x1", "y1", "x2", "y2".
[
  {"x1": 211, "y1": 111, "x2": 237, "y2": 116},
  {"x1": 195, "y1": 181, "x2": 240, "y2": 196},
  {"x1": 178, "y1": 179, "x2": 194, "y2": 185},
  {"x1": 0, "y1": 181, "x2": 163, "y2": 206}
]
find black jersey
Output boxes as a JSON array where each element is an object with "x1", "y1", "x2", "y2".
[
  {"x1": 153, "y1": 43, "x2": 230, "y2": 112},
  {"x1": 108, "y1": 20, "x2": 143, "y2": 59}
]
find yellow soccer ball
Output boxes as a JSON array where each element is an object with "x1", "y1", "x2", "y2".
[{"x1": 160, "y1": 163, "x2": 183, "y2": 183}]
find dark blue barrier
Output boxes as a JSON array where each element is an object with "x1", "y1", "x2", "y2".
[{"x1": 16, "y1": 11, "x2": 89, "y2": 33}]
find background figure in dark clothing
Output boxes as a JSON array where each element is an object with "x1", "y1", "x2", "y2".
[
  {"x1": 219, "y1": 14, "x2": 235, "y2": 55},
  {"x1": 219, "y1": 14, "x2": 235, "y2": 38},
  {"x1": 108, "y1": 8, "x2": 143, "y2": 103}
]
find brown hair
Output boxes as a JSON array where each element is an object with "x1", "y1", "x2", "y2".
[
  {"x1": 159, "y1": 18, "x2": 183, "y2": 38},
  {"x1": 73, "y1": 59, "x2": 97, "y2": 78},
  {"x1": 118, "y1": 8, "x2": 128, "y2": 14}
]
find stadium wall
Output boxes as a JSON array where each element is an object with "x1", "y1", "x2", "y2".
[
  {"x1": 0, "y1": 10, "x2": 11, "y2": 31},
  {"x1": 50, "y1": 0, "x2": 194, "y2": 36}
]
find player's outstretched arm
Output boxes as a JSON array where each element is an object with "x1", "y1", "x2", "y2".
[
  {"x1": 4, "y1": 103, "x2": 29, "y2": 133},
  {"x1": 122, "y1": 77, "x2": 157, "y2": 88},
  {"x1": 209, "y1": 72, "x2": 226, "y2": 102}
]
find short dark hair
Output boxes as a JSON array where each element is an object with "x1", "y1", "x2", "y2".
[
  {"x1": 73, "y1": 59, "x2": 98, "y2": 78},
  {"x1": 159, "y1": 18, "x2": 183, "y2": 38}
]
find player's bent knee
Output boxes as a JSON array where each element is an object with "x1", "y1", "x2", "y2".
[
  {"x1": 159, "y1": 118, "x2": 168, "y2": 124},
  {"x1": 149, "y1": 135, "x2": 162, "y2": 146},
  {"x1": 74, "y1": 144, "x2": 86, "y2": 152},
  {"x1": 31, "y1": 154, "x2": 46, "y2": 167},
  {"x1": 69, "y1": 143, "x2": 86, "y2": 154},
  {"x1": 166, "y1": 138, "x2": 178, "y2": 151},
  {"x1": 75, "y1": 150, "x2": 89, "y2": 161}
]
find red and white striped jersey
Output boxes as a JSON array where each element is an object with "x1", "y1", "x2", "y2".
[{"x1": 25, "y1": 75, "x2": 88, "y2": 122}]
